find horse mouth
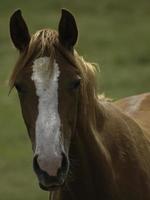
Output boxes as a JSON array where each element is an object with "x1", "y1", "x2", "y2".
[
  {"x1": 39, "y1": 182, "x2": 63, "y2": 191},
  {"x1": 37, "y1": 171, "x2": 66, "y2": 191}
]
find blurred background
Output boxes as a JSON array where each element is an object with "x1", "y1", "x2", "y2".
[{"x1": 0, "y1": 0, "x2": 150, "y2": 199}]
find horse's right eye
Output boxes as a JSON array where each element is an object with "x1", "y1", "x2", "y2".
[{"x1": 15, "y1": 84, "x2": 27, "y2": 94}]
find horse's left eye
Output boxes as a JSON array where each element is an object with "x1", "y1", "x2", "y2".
[{"x1": 70, "y1": 78, "x2": 81, "y2": 90}]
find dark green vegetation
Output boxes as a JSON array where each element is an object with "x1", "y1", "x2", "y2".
[{"x1": 0, "y1": 0, "x2": 149, "y2": 199}]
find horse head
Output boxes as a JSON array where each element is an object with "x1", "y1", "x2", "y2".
[{"x1": 9, "y1": 9, "x2": 81, "y2": 191}]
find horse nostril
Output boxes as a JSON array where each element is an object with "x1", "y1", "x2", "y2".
[
  {"x1": 33, "y1": 154, "x2": 47, "y2": 178},
  {"x1": 62, "y1": 153, "x2": 69, "y2": 172},
  {"x1": 58, "y1": 152, "x2": 69, "y2": 179},
  {"x1": 33, "y1": 155, "x2": 51, "y2": 180},
  {"x1": 33, "y1": 155, "x2": 40, "y2": 174}
]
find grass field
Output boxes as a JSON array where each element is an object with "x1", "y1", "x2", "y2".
[{"x1": 0, "y1": 0, "x2": 150, "y2": 199}]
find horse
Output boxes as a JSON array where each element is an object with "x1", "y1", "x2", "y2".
[{"x1": 9, "y1": 9, "x2": 150, "y2": 200}]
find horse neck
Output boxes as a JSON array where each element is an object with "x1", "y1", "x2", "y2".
[{"x1": 66, "y1": 98, "x2": 118, "y2": 199}]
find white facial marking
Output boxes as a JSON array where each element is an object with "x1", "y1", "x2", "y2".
[{"x1": 31, "y1": 57, "x2": 62, "y2": 176}]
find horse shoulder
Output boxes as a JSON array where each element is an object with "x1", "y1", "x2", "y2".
[{"x1": 100, "y1": 99, "x2": 150, "y2": 199}]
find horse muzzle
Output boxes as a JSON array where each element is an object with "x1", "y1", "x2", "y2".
[{"x1": 33, "y1": 152, "x2": 69, "y2": 191}]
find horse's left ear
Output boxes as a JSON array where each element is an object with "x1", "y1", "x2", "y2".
[{"x1": 58, "y1": 9, "x2": 78, "y2": 50}]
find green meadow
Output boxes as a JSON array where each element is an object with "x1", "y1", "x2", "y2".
[{"x1": 0, "y1": 0, "x2": 150, "y2": 199}]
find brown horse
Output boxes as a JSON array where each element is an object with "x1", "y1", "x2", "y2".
[{"x1": 9, "y1": 9, "x2": 150, "y2": 200}]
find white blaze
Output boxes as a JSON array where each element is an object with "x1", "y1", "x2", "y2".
[{"x1": 31, "y1": 57, "x2": 62, "y2": 176}]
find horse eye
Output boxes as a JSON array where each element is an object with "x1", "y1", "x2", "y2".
[
  {"x1": 15, "y1": 84, "x2": 27, "y2": 94},
  {"x1": 70, "y1": 79, "x2": 81, "y2": 90}
]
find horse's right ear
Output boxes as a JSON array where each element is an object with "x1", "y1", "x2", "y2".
[{"x1": 9, "y1": 9, "x2": 30, "y2": 52}]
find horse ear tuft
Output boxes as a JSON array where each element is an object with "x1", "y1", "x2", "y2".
[
  {"x1": 58, "y1": 9, "x2": 78, "y2": 50},
  {"x1": 9, "y1": 9, "x2": 30, "y2": 52}
]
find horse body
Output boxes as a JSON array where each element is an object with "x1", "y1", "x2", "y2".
[
  {"x1": 9, "y1": 9, "x2": 150, "y2": 200},
  {"x1": 52, "y1": 96, "x2": 150, "y2": 200}
]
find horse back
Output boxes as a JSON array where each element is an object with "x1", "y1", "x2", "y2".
[{"x1": 115, "y1": 93, "x2": 150, "y2": 135}]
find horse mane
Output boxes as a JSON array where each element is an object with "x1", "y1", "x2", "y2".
[{"x1": 10, "y1": 28, "x2": 105, "y2": 135}]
